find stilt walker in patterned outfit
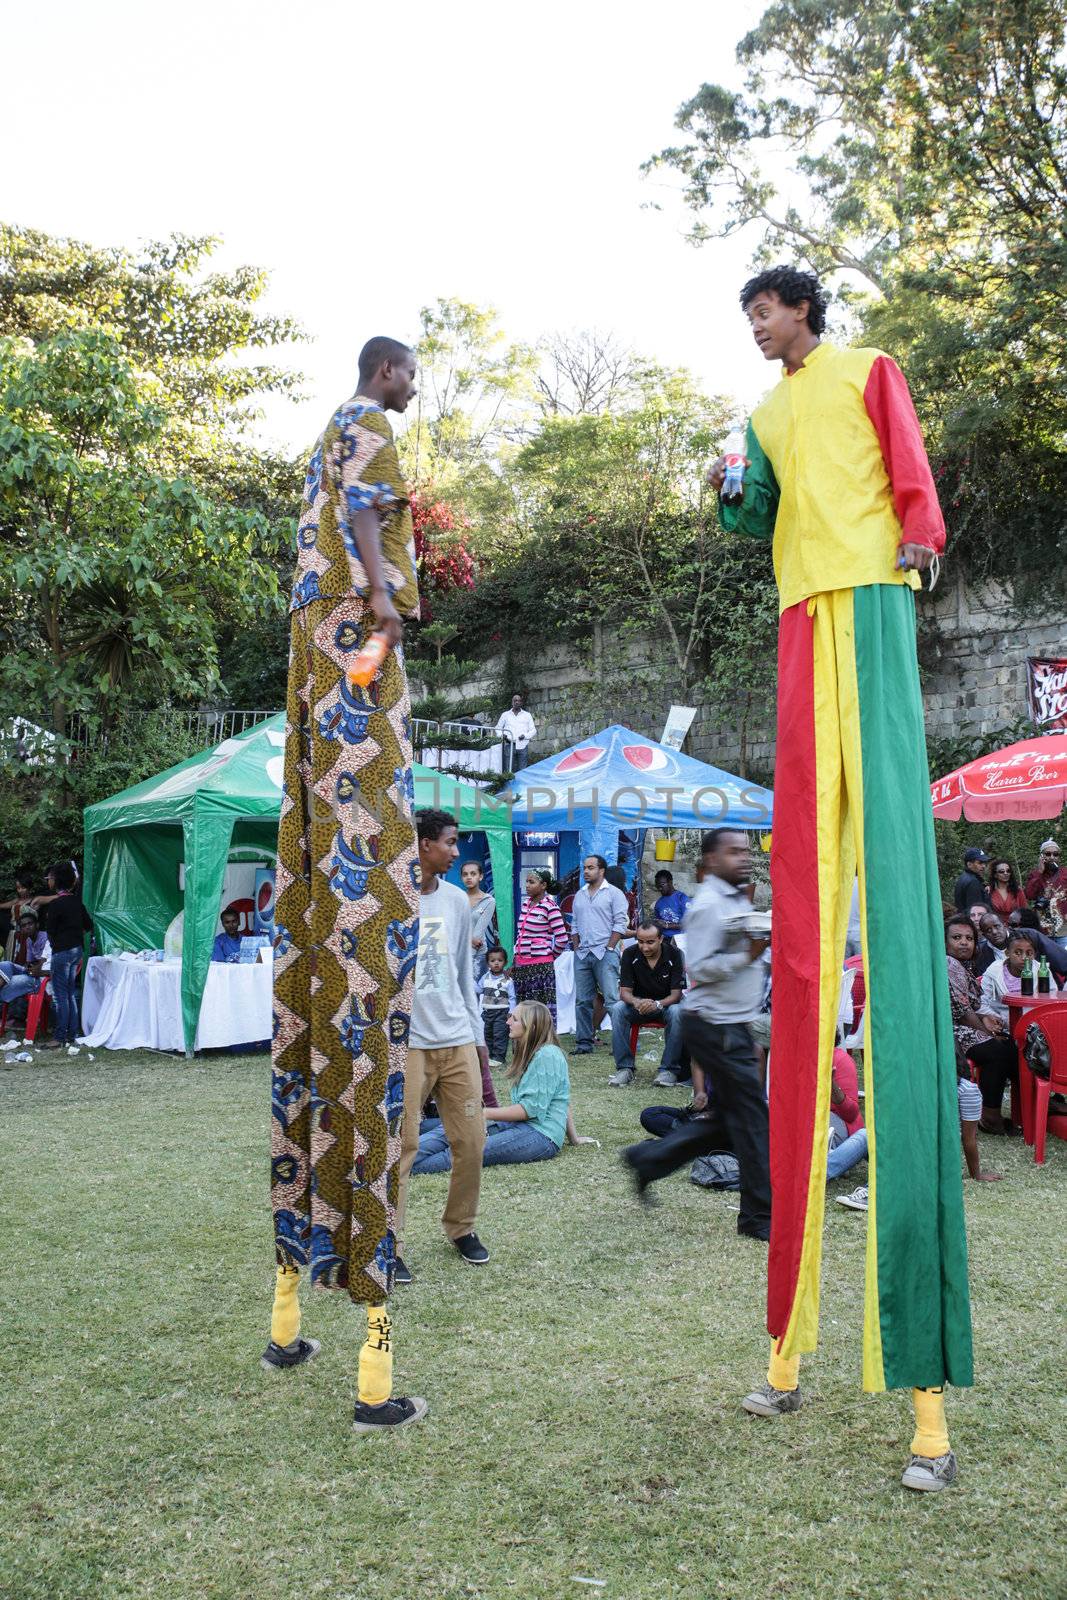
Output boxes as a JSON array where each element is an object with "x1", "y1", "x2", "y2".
[
  {"x1": 710, "y1": 268, "x2": 973, "y2": 1491},
  {"x1": 263, "y1": 337, "x2": 428, "y2": 1432}
]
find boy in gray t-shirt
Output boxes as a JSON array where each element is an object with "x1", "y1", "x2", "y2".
[{"x1": 395, "y1": 810, "x2": 492, "y2": 1282}]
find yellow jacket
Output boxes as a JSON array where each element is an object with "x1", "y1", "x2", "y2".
[{"x1": 721, "y1": 342, "x2": 945, "y2": 613}]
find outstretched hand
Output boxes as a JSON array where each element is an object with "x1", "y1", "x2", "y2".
[{"x1": 897, "y1": 543, "x2": 937, "y2": 572}]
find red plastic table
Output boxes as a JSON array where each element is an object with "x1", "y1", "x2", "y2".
[{"x1": 1005, "y1": 992, "x2": 1067, "y2": 1146}]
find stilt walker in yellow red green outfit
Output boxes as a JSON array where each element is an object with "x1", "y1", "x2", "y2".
[
  {"x1": 711, "y1": 267, "x2": 972, "y2": 1492},
  {"x1": 264, "y1": 337, "x2": 428, "y2": 1432}
]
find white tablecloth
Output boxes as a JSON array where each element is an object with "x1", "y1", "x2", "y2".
[{"x1": 80, "y1": 956, "x2": 272, "y2": 1052}]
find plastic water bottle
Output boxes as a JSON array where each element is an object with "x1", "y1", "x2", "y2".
[
  {"x1": 345, "y1": 631, "x2": 390, "y2": 687},
  {"x1": 721, "y1": 426, "x2": 746, "y2": 507}
]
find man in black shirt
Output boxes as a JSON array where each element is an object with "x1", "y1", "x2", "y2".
[
  {"x1": 952, "y1": 848, "x2": 989, "y2": 914},
  {"x1": 608, "y1": 922, "x2": 685, "y2": 1087}
]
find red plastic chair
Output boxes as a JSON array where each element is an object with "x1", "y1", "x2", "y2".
[
  {"x1": 628, "y1": 1017, "x2": 665, "y2": 1058},
  {"x1": 1018, "y1": 1005, "x2": 1067, "y2": 1165},
  {"x1": 0, "y1": 975, "x2": 50, "y2": 1043}
]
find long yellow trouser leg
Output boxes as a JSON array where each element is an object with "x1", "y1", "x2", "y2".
[
  {"x1": 911, "y1": 1386, "x2": 950, "y2": 1457},
  {"x1": 358, "y1": 1306, "x2": 393, "y2": 1405},
  {"x1": 767, "y1": 1339, "x2": 801, "y2": 1391},
  {"x1": 270, "y1": 1266, "x2": 301, "y2": 1348}
]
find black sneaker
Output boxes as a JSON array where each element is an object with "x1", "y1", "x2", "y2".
[
  {"x1": 260, "y1": 1336, "x2": 321, "y2": 1371},
  {"x1": 453, "y1": 1232, "x2": 490, "y2": 1265},
  {"x1": 394, "y1": 1256, "x2": 413, "y2": 1286},
  {"x1": 352, "y1": 1395, "x2": 429, "y2": 1432},
  {"x1": 619, "y1": 1146, "x2": 657, "y2": 1208}
]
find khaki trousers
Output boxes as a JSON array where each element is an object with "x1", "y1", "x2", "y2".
[{"x1": 396, "y1": 1044, "x2": 485, "y2": 1247}]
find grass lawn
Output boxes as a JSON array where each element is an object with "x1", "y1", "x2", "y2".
[{"x1": 3, "y1": 1044, "x2": 1064, "y2": 1600}]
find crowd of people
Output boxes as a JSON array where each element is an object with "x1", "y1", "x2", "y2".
[
  {"x1": 391, "y1": 821, "x2": 1066, "y2": 1283},
  {"x1": 952, "y1": 841, "x2": 1067, "y2": 941},
  {"x1": 0, "y1": 861, "x2": 92, "y2": 1048}
]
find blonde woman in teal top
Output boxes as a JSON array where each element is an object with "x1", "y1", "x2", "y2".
[{"x1": 413, "y1": 1002, "x2": 594, "y2": 1171}]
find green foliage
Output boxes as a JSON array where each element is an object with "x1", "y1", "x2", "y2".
[
  {"x1": 0, "y1": 222, "x2": 304, "y2": 862},
  {"x1": 647, "y1": 1, "x2": 1067, "y2": 600},
  {"x1": 0, "y1": 710, "x2": 203, "y2": 887},
  {"x1": 434, "y1": 363, "x2": 779, "y2": 752},
  {"x1": 401, "y1": 297, "x2": 538, "y2": 517},
  {"x1": 0, "y1": 329, "x2": 283, "y2": 739}
]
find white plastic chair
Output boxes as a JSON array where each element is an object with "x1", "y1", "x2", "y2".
[{"x1": 835, "y1": 967, "x2": 854, "y2": 1044}]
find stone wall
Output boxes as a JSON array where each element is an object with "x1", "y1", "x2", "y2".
[{"x1": 427, "y1": 575, "x2": 1065, "y2": 774}]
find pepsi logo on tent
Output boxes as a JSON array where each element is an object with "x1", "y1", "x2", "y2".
[
  {"x1": 622, "y1": 744, "x2": 669, "y2": 772},
  {"x1": 553, "y1": 745, "x2": 604, "y2": 775}
]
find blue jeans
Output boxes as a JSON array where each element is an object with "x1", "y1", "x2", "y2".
[
  {"x1": 414, "y1": 1117, "x2": 558, "y2": 1171},
  {"x1": 50, "y1": 947, "x2": 82, "y2": 1043},
  {"x1": 0, "y1": 961, "x2": 40, "y2": 1007},
  {"x1": 610, "y1": 999, "x2": 683, "y2": 1073},
  {"x1": 827, "y1": 1127, "x2": 868, "y2": 1180},
  {"x1": 574, "y1": 949, "x2": 621, "y2": 1047}
]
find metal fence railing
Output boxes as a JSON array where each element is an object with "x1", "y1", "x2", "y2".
[{"x1": 4, "y1": 709, "x2": 508, "y2": 764}]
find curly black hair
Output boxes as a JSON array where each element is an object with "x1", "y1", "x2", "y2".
[
  {"x1": 415, "y1": 807, "x2": 458, "y2": 842},
  {"x1": 740, "y1": 266, "x2": 829, "y2": 335}
]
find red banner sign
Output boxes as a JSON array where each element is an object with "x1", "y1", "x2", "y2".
[{"x1": 1028, "y1": 657, "x2": 1067, "y2": 731}]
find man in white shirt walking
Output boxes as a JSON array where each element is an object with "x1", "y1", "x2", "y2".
[
  {"x1": 496, "y1": 693, "x2": 537, "y2": 773},
  {"x1": 395, "y1": 809, "x2": 492, "y2": 1282},
  {"x1": 571, "y1": 854, "x2": 630, "y2": 1056}
]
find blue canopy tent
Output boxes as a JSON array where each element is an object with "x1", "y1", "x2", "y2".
[{"x1": 507, "y1": 724, "x2": 773, "y2": 907}]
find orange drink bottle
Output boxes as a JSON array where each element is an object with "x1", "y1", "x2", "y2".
[{"x1": 346, "y1": 631, "x2": 389, "y2": 687}]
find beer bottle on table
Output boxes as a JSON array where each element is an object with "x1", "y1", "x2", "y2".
[
  {"x1": 1021, "y1": 955, "x2": 1035, "y2": 997},
  {"x1": 1037, "y1": 953, "x2": 1051, "y2": 995}
]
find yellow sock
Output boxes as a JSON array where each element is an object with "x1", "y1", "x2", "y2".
[
  {"x1": 910, "y1": 1386, "x2": 950, "y2": 1457},
  {"x1": 270, "y1": 1266, "x2": 301, "y2": 1348},
  {"x1": 357, "y1": 1305, "x2": 393, "y2": 1406},
  {"x1": 767, "y1": 1339, "x2": 800, "y2": 1392}
]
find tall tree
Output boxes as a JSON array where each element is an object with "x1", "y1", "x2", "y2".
[
  {"x1": 535, "y1": 331, "x2": 640, "y2": 417},
  {"x1": 0, "y1": 329, "x2": 281, "y2": 747},
  {"x1": 0, "y1": 224, "x2": 304, "y2": 721},
  {"x1": 403, "y1": 297, "x2": 538, "y2": 494}
]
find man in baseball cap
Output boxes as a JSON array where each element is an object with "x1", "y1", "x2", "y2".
[{"x1": 953, "y1": 847, "x2": 990, "y2": 914}]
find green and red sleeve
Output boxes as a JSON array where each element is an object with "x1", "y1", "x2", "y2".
[{"x1": 862, "y1": 356, "x2": 945, "y2": 553}]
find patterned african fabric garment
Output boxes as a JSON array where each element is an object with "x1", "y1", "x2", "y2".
[
  {"x1": 289, "y1": 397, "x2": 419, "y2": 620},
  {"x1": 511, "y1": 959, "x2": 558, "y2": 1026},
  {"x1": 767, "y1": 586, "x2": 972, "y2": 1392},
  {"x1": 271, "y1": 593, "x2": 419, "y2": 1304}
]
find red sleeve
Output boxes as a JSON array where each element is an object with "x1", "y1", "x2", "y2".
[{"x1": 863, "y1": 355, "x2": 945, "y2": 552}]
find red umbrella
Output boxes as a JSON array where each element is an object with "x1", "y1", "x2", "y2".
[{"x1": 932, "y1": 733, "x2": 1067, "y2": 821}]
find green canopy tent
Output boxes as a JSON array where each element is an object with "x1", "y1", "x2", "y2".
[{"x1": 83, "y1": 715, "x2": 514, "y2": 1052}]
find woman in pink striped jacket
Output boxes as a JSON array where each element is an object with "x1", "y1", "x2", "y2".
[{"x1": 511, "y1": 870, "x2": 569, "y2": 1024}]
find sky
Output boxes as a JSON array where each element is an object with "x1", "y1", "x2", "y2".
[{"x1": 5, "y1": 0, "x2": 777, "y2": 455}]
